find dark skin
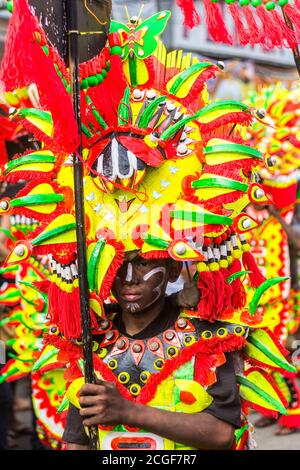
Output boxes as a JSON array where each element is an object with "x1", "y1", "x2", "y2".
[{"x1": 67, "y1": 255, "x2": 235, "y2": 450}]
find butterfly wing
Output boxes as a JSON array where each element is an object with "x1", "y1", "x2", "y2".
[
  {"x1": 109, "y1": 21, "x2": 130, "y2": 60},
  {"x1": 133, "y1": 10, "x2": 171, "y2": 59}
]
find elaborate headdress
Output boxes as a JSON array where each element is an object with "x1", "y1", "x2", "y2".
[
  {"x1": 0, "y1": 0, "x2": 275, "y2": 338},
  {"x1": 0, "y1": 1, "x2": 297, "y2": 448}
]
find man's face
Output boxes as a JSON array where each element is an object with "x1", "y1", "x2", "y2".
[{"x1": 112, "y1": 255, "x2": 181, "y2": 314}]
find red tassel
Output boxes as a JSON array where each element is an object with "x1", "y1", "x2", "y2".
[
  {"x1": 228, "y1": 4, "x2": 249, "y2": 45},
  {"x1": 242, "y1": 6, "x2": 263, "y2": 46},
  {"x1": 197, "y1": 270, "x2": 231, "y2": 321},
  {"x1": 176, "y1": 0, "x2": 201, "y2": 28},
  {"x1": 48, "y1": 284, "x2": 98, "y2": 339},
  {"x1": 197, "y1": 271, "x2": 216, "y2": 321},
  {"x1": 284, "y1": 4, "x2": 300, "y2": 39},
  {"x1": 87, "y1": 55, "x2": 127, "y2": 129},
  {"x1": 203, "y1": 0, "x2": 233, "y2": 44},
  {"x1": 242, "y1": 251, "x2": 266, "y2": 288},
  {"x1": 270, "y1": 10, "x2": 296, "y2": 48},
  {"x1": 220, "y1": 268, "x2": 233, "y2": 309},
  {"x1": 256, "y1": 5, "x2": 295, "y2": 49},
  {"x1": 228, "y1": 259, "x2": 247, "y2": 309}
]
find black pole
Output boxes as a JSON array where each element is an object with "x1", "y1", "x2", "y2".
[{"x1": 66, "y1": 0, "x2": 99, "y2": 450}]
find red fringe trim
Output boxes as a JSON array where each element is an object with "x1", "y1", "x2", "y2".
[
  {"x1": 178, "y1": 66, "x2": 219, "y2": 112},
  {"x1": 99, "y1": 240, "x2": 125, "y2": 301},
  {"x1": 242, "y1": 399, "x2": 279, "y2": 419},
  {"x1": 264, "y1": 328, "x2": 290, "y2": 359},
  {"x1": 43, "y1": 334, "x2": 82, "y2": 358},
  {"x1": 278, "y1": 411, "x2": 300, "y2": 429},
  {"x1": 199, "y1": 111, "x2": 253, "y2": 134},
  {"x1": 140, "y1": 250, "x2": 169, "y2": 259},
  {"x1": 203, "y1": 0, "x2": 233, "y2": 45},
  {"x1": 18, "y1": 118, "x2": 57, "y2": 153},
  {"x1": 197, "y1": 189, "x2": 245, "y2": 209},
  {"x1": 5, "y1": 170, "x2": 56, "y2": 185},
  {"x1": 176, "y1": 0, "x2": 201, "y2": 29},
  {"x1": 32, "y1": 373, "x2": 65, "y2": 425},
  {"x1": 93, "y1": 354, "x2": 133, "y2": 401}
]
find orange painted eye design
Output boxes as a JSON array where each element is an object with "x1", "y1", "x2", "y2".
[
  {"x1": 5, "y1": 242, "x2": 32, "y2": 266},
  {"x1": 248, "y1": 184, "x2": 271, "y2": 205},
  {"x1": 233, "y1": 213, "x2": 259, "y2": 234}
]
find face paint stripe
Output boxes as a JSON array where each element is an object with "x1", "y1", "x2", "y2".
[
  {"x1": 143, "y1": 267, "x2": 166, "y2": 282},
  {"x1": 125, "y1": 262, "x2": 133, "y2": 282}
]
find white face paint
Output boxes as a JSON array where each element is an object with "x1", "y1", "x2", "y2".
[
  {"x1": 142, "y1": 266, "x2": 167, "y2": 308},
  {"x1": 127, "y1": 302, "x2": 140, "y2": 313},
  {"x1": 125, "y1": 262, "x2": 133, "y2": 282}
]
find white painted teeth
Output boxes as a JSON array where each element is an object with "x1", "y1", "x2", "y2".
[
  {"x1": 213, "y1": 247, "x2": 220, "y2": 261},
  {"x1": 70, "y1": 263, "x2": 78, "y2": 278},
  {"x1": 179, "y1": 132, "x2": 187, "y2": 142},
  {"x1": 132, "y1": 89, "x2": 144, "y2": 101},
  {"x1": 146, "y1": 90, "x2": 157, "y2": 100},
  {"x1": 50, "y1": 258, "x2": 78, "y2": 282},
  {"x1": 220, "y1": 244, "x2": 227, "y2": 257}
]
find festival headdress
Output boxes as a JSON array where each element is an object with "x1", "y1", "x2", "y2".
[
  {"x1": 0, "y1": 0, "x2": 280, "y2": 339},
  {"x1": 247, "y1": 83, "x2": 300, "y2": 208}
]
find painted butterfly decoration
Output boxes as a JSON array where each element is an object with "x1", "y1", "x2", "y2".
[{"x1": 110, "y1": 10, "x2": 171, "y2": 86}]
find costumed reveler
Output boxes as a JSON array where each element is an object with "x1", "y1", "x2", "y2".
[
  {"x1": 246, "y1": 83, "x2": 300, "y2": 434},
  {"x1": 0, "y1": 217, "x2": 66, "y2": 450},
  {"x1": 0, "y1": 0, "x2": 298, "y2": 450},
  {"x1": 0, "y1": 93, "x2": 67, "y2": 449}
]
